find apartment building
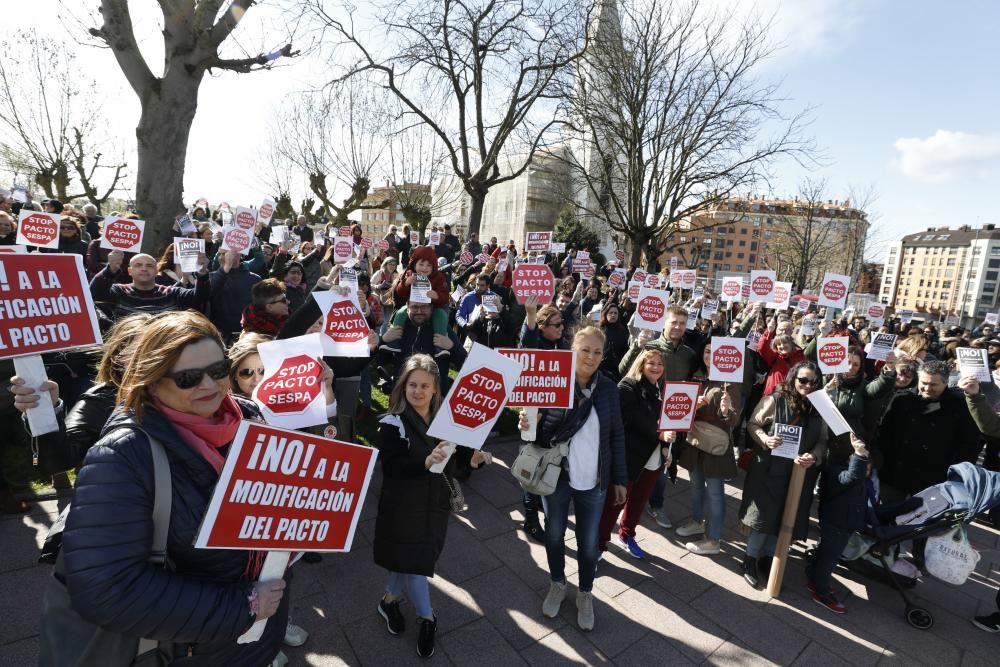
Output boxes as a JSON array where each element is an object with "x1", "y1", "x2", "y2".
[{"x1": 360, "y1": 182, "x2": 432, "y2": 239}]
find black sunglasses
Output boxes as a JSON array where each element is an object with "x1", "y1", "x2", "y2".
[
  {"x1": 794, "y1": 376, "x2": 815, "y2": 385},
  {"x1": 238, "y1": 367, "x2": 266, "y2": 379},
  {"x1": 166, "y1": 358, "x2": 231, "y2": 389}
]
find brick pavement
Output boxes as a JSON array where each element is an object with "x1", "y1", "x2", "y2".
[{"x1": 2, "y1": 437, "x2": 999, "y2": 666}]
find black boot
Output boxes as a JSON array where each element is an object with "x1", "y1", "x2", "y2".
[
  {"x1": 758, "y1": 556, "x2": 772, "y2": 585},
  {"x1": 416, "y1": 616, "x2": 437, "y2": 658},
  {"x1": 743, "y1": 556, "x2": 760, "y2": 588}
]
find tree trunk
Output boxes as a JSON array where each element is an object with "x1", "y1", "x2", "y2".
[
  {"x1": 134, "y1": 73, "x2": 202, "y2": 256},
  {"x1": 467, "y1": 191, "x2": 486, "y2": 239}
]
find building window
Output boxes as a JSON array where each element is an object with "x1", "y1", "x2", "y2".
[
  {"x1": 986, "y1": 283, "x2": 997, "y2": 293},
  {"x1": 989, "y1": 271, "x2": 999, "y2": 281},
  {"x1": 714, "y1": 251, "x2": 724, "y2": 260},
  {"x1": 749, "y1": 254, "x2": 756, "y2": 263},
  {"x1": 764, "y1": 230, "x2": 772, "y2": 240},
  {"x1": 752, "y1": 230, "x2": 760, "y2": 239},
  {"x1": 737, "y1": 253, "x2": 744, "y2": 259},
  {"x1": 739, "y1": 240, "x2": 746, "y2": 247},
  {"x1": 992, "y1": 247, "x2": 1000, "y2": 256},
  {"x1": 942, "y1": 281, "x2": 952, "y2": 289},
  {"x1": 716, "y1": 239, "x2": 725, "y2": 247},
  {"x1": 740, "y1": 228, "x2": 748, "y2": 234},
  {"x1": 725, "y1": 252, "x2": 732, "y2": 258},
  {"x1": 751, "y1": 241, "x2": 758, "y2": 251},
  {"x1": 722, "y1": 264, "x2": 731, "y2": 271},
  {"x1": 726, "y1": 240, "x2": 734, "y2": 246},
  {"x1": 946, "y1": 258, "x2": 956, "y2": 266}
]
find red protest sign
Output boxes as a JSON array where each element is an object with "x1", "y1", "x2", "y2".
[
  {"x1": 333, "y1": 239, "x2": 353, "y2": 264},
  {"x1": 478, "y1": 252, "x2": 491, "y2": 264},
  {"x1": 449, "y1": 367, "x2": 507, "y2": 429},
  {"x1": 360, "y1": 237, "x2": 373, "y2": 250},
  {"x1": 254, "y1": 354, "x2": 323, "y2": 416},
  {"x1": 637, "y1": 294, "x2": 665, "y2": 323},
  {"x1": 0, "y1": 253, "x2": 102, "y2": 358},
  {"x1": 100, "y1": 216, "x2": 145, "y2": 252},
  {"x1": 525, "y1": 231, "x2": 552, "y2": 252},
  {"x1": 234, "y1": 207, "x2": 256, "y2": 230},
  {"x1": 709, "y1": 337, "x2": 746, "y2": 382},
  {"x1": 608, "y1": 270, "x2": 626, "y2": 287},
  {"x1": 867, "y1": 303, "x2": 884, "y2": 319},
  {"x1": 658, "y1": 382, "x2": 700, "y2": 432},
  {"x1": 339, "y1": 226, "x2": 352, "y2": 237},
  {"x1": 222, "y1": 227, "x2": 251, "y2": 253},
  {"x1": 819, "y1": 272, "x2": 850, "y2": 308},
  {"x1": 512, "y1": 263, "x2": 556, "y2": 305},
  {"x1": 614, "y1": 248, "x2": 625, "y2": 263},
  {"x1": 816, "y1": 336, "x2": 850, "y2": 374},
  {"x1": 496, "y1": 349, "x2": 576, "y2": 408},
  {"x1": 581, "y1": 265, "x2": 595, "y2": 279},
  {"x1": 722, "y1": 278, "x2": 741, "y2": 299},
  {"x1": 627, "y1": 281, "x2": 641, "y2": 300},
  {"x1": 258, "y1": 199, "x2": 275, "y2": 224},
  {"x1": 632, "y1": 269, "x2": 647, "y2": 284},
  {"x1": 750, "y1": 272, "x2": 775, "y2": 301},
  {"x1": 315, "y1": 292, "x2": 371, "y2": 356},
  {"x1": 460, "y1": 251, "x2": 474, "y2": 265},
  {"x1": 741, "y1": 283, "x2": 751, "y2": 300},
  {"x1": 377, "y1": 239, "x2": 390, "y2": 251},
  {"x1": 645, "y1": 273, "x2": 661, "y2": 288},
  {"x1": 16, "y1": 210, "x2": 59, "y2": 248},
  {"x1": 194, "y1": 421, "x2": 378, "y2": 552}
]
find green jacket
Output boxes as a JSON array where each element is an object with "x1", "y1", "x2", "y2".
[
  {"x1": 618, "y1": 335, "x2": 697, "y2": 382},
  {"x1": 966, "y1": 392, "x2": 1000, "y2": 439},
  {"x1": 822, "y1": 367, "x2": 896, "y2": 437}
]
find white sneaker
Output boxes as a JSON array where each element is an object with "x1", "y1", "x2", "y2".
[
  {"x1": 542, "y1": 581, "x2": 566, "y2": 618},
  {"x1": 270, "y1": 650, "x2": 289, "y2": 667},
  {"x1": 675, "y1": 519, "x2": 705, "y2": 538},
  {"x1": 577, "y1": 591, "x2": 595, "y2": 631},
  {"x1": 283, "y1": 622, "x2": 309, "y2": 647},
  {"x1": 685, "y1": 538, "x2": 721, "y2": 555},
  {"x1": 646, "y1": 507, "x2": 672, "y2": 529}
]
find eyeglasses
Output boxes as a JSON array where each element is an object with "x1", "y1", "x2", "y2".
[
  {"x1": 267, "y1": 297, "x2": 289, "y2": 305},
  {"x1": 238, "y1": 367, "x2": 266, "y2": 379},
  {"x1": 544, "y1": 320, "x2": 564, "y2": 328},
  {"x1": 165, "y1": 358, "x2": 231, "y2": 389},
  {"x1": 60, "y1": 226, "x2": 77, "y2": 231},
  {"x1": 795, "y1": 376, "x2": 814, "y2": 385}
]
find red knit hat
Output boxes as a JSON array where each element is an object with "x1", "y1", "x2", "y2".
[{"x1": 409, "y1": 245, "x2": 439, "y2": 272}]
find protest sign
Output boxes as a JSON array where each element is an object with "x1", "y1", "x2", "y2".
[
  {"x1": 627, "y1": 281, "x2": 642, "y2": 301},
  {"x1": 645, "y1": 273, "x2": 662, "y2": 288},
  {"x1": 658, "y1": 382, "x2": 700, "y2": 432},
  {"x1": 360, "y1": 237, "x2": 373, "y2": 251},
  {"x1": 771, "y1": 424, "x2": 803, "y2": 459},
  {"x1": 430, "y1": 232, "x2": 442, "y2": 245},
  {"x1": 709, "y1": 337, "x2": 746, "y2": 382},
  {"x1": 173, "y1": 237, "x2": 204, "y2": 273},
  {"x1": 816, "y1": 336, "x2": 850, "y2": 375},
  {"x1": 608, "y1": 268, "x2": 627, "y2": 288},
  {"x1": 701, "y1": 298, "x2": 719, "y2": 320},
  {"x1": 16, "y1": 210, "x2": 59, "y2": 248},
  {"x1": 100, "y1": 216, "x2": 145, "y2": 252},
  {"x1": 312, "y1": 291, "x2": 371, "y2": 357},
  {"x1": 800, "y1": 317, "x2": 817, "y2": 337},
  {"x1": 11, "y1": 186, "x2": 27, "y2": 203},
  {"x1": 451, "y1": 285, "x2": 466, "y2": 304},
  {"x1": 866, "y1": 302, "x2": 886, "y2": 327},
  {"x1": 897, "y1": 309, "x2": 913, "y2": 323},
  {"x1": 614, "y1": 248, "x2": 625, "y2": 263},
  {"x1": 632, "y1": 269, "x2": 647, "y2": 284},
  {"x1": 338, "y1": 267, "x2": 358, "y2": 290},
  {"x1": 867, "y1": 332, "x2": 896, "y2": 362},
  {"x1": 220, "y1": 226, "x2": 252, "y2": 254},
  {"x1": 741, "y1": 283, "x2": 751, "y2": 301},
  {"x1": 721, "y1": 277, "x2": 743, "y2": 303},
  {"x1": 669, "y1": 256, "x2": 678, "y2": 271},
  {"x1": 377, "y1": 239, "x2": 390, "y2": 251},
  {"x1": 0, "y1": 246, "x2": 26, "y2": 254},
  {"x1": 337, "y1": 226, "x2": 351, "y2": 237},
  {"x1": 819, "y1": 272, "x2": 851, "y2": 309},
  {"x1": 269, "y1": 225, "x2": 289, "y2": 245},
  {"x1": 987, "y1": 313, "x2": 1000, "y2": 326},
  {"x1": 686, "y1": 307, "x2": 699, "y2": 331},
  {"x1": 766, "y1": 282, "x2": 792, "y2": 310},
  {"x1": 478, "y1": 252, "x2": 491, "y2": 264},
  {"x1": 498, "y1": 259, "x2": 508, "y2": 273},
  {"x1": 634, "y1": 287, "x2": 670, "y2": 331},
  {"x1": 409, "y1": 231, "x2": 419, "y2": 244},
  {"x1": 574, "y1": 250, "x2": 591, "y2": 270},
  {"x1": 233, "y1": 207, "x2": 256, "y2": 231},
  {"x1": 806, "y1": 391, "x2": 852, "y2": 436},
  {"x1": 427, "y1": 344, "x2": 523, "y2": 449},
  {"x1": 333, "y1": 237, "x2": 354, "y2": 264},
  {"x1": 460, "y1": 251, "x2": 475, "y2": 265},
  {"x1": 194, "y1": 420, "x2": 378, "y2": 552},
  {"x1": 252, "y1": 335, "x2": 329, "y2": 429},
  {"x1": 512, "y1": 263, "x2": 555, "y2": 305},
  {"x1": 257, "y1": 198, "x2": 276, "y2": 226},
  {"x1": 497, "y1": 349, "x2": 575, "y2": 408},
  {"x1": 746, "y1": 330, "x2": 762, "y2": 352},
  {"x1": 581, "y1": 264, "x2": 595, "y2": 279},
  {"x1": 748, "y1": 270, "x2": 776, "y2": 303},
  {"x1": 525, "y1": 231, "x2": 552, "y2": 252},
  {"x1": 957, "y1": 347, "x2": 992, "y2": 383},
  {"x1": 796, "y1": 298, "x2": 811, "y2": 313},
  {"x1": 549, "y1": 242, "x2": 566, "y2": 253},
  {"x1": 670, "y1": 269, "x2": 695, "y2": 289},
  {"x1": 410, "y1": 275, "x2": 432, "y2": 304},
  {"x1": 176, "y1": 213, "x2": 197, "y2": 235}
]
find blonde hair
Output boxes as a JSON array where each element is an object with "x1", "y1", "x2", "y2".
[
  {"x1": 388, "y1": 354, "x2": 441, "y2": 416},
  {"x1": 227, "y1": 332, "x2": 273, "y2": 395},
  {"x1": 117, "y1": 311, "x2": 226, "y2": 420},
  {"x1": 625, "y1": 347, "x2": 665, "y2": 383},
  {"x1": 896, "y1": 334, "x2": 929, "y2": 360},
  {"x1": 94, "y1": 313, "x2": 154, "y2": 386},
  {"x1": 573, "y1": 325, "x2": 606, "y2": 347}
]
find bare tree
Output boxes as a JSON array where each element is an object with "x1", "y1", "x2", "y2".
[
  {"x1": 564, "y1": 0, "x2": 815, "y2": 269},
  {"x1": 86, "y1": 0, "x2": 297, "y2": 251},
  {"x1": 307, "y1": 0, "x2": 586, "y2": 238},
  {"x1": 0, "y1": 30, "x2": 126, "y2": 209}
]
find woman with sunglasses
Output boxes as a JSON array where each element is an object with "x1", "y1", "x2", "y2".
[
  {"x1": 738, "y1": 360, "x2": 827, "y2": 589},
  {"x1": 39, "y1": 216, "x2": 88, "y2": 257},
  {"x1": 241, "y1": 278, "x2": 291, "y2": 336},
  {"x1": 39, "y1": 311, "x2": 289, "y2": 666}
]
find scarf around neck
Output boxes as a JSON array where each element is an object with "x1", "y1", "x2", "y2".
[
  {"x1": 241, "y1": 303, "x2": 288, "y2": 335},
  {"x1": 153, "y1": 394, "x2": 243, "y2": 473}
]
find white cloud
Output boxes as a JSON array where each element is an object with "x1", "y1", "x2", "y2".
[{"x1": 893, "y1": 130, "x2": 1000, "y2": 183}]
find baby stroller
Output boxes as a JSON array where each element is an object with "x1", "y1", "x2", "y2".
[{"x1": 839, "y1": 463, "x2": 1000, "y2": 629}]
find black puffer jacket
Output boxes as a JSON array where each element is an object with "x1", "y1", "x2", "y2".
[
  {"x1": 64, "y1": 382, "x2": 116, "y2": 466},
  {"x1": 59, "y1": 398, "x2": 287, "y2": 665},
  {"x1": 618, "y1": 376, "x2": 662, "y2": 481}
]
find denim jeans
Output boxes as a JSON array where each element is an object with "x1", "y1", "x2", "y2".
[
  {"x1": 542, "y1": 472, "x2": 607, "y2": 593},
  {"x1": 746, "y1": 530, "x2": 777, "y2": 559},
  {"x1": 689, "y1": 466, "x2": 726, "y2": 541},
  {"x1": 386, "y1": 571, "x2": 433, "y2": 619},
  {"x1": 808, "y1": 522, "x2": 853, "y2": 596}
]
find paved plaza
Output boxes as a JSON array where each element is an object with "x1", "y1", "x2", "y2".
[{"x1": 2, "y1": 437, "x2": 998, "y2": 666}]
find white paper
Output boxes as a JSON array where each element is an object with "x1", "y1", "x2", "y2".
[
  {"x1": 709, "y1": 337, "x2": 746, "y2": 382},
  {"x1": 313, "y1": 291, "x2": 372, "y2": 357},
  {"x1": 807, "y1": 390, "x2": 853, "y2": 436},
  {"x1": 233, "y1": 206, "x2": 256, "y2": 230},
  {"x1": 868, "y1": 333, "x2": 896, "y2": 362},
  {"x1": 257, "y1": 198, "x2": 276, "y2": 226},
  {"x1": 897, "y1": 309, "x2": 914, "y2": 323},
  {"x1": 720, "y1": 277, "x2": 743, "y2": 303},
  {"x1": 549, "y1": 242, "x2": 566, "y2": 253},
  {"x1": 701, "y1": 298, "x2": 719, "y2": 320},
  {"x1": 269, "y1": 225, "x2": 289, "y2": 245},
  {"x1": 13, "y1": 355, "x2": 59, "y2": 436},
  {"x1": 986, "y1": 313, "x2": 999, "y2": 326},
  {"x1": 426, "y1": 344, "x2": 524, "y2": 449},
  {"x1": 771, "y1": 423, "x2": 803, "y2": 459},
  {"x1": 748, "y1": 270, "x2": 777, "y2": 303},
  {"x1": 816, "y1": 336, "x2": 850, "y2": 375},
  {"x1": 957, "y1": 347, "x2": 991, "y2": 383},
  {"x1": 634, "y1": 287, "x2": 671, "y2": 331},
  {"x1": 410, "y1": 275, "x2": 432, "y2": 304},
  {"x1": 692, "y1": 287, "x2": 704, "y2": 300},
  {"x1": 177, "y1": 214, "x2": 197, "y2": 235},
  {"x1": 796, "y1": 298, "x2": 811, "y2": 313},
  {"x1": 173, "y1": 238, "x2": 204, "y2": 273},
  {"x1": 686, "y1": 308, "x2": 699, "y2": 331},
  {"x1": 866, "y1": 303, "x2": 886, "y2": 327},
  {"x1": 451, "y1": 285, "x2": 466, "y2": 304},
  {"x1": 251, "y1": 334, "x2": 329, "y2": 429},
  {"x1": 819, "y1": 272, "x2": 851, "y2": 309}
]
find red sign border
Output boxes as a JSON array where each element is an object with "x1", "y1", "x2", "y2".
[{"x1": 657, "y1": 381, "x2": 701, "y2": 432}]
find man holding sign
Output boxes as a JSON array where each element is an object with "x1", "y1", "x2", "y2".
[{"x1": 90, "y1": 249, "x2": 210, "y2": 321}]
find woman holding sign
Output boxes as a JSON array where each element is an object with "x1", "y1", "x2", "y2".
[
  {"x1": 40, "y1": 311, "x2": 290, "y2": 666},
  {"x1": 374, "y1": 354, "x2": 492, "y2": 658},
  {"x1": 738, "y1": 361, "x2": 827, "y2": 589},
  {"x1": 519, "y1": 326, "x2": 627, "y2": 632}
]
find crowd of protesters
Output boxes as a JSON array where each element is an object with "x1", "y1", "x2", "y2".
[{"x1": 3, "y1": 191, "x2": 1000, "y2": 663}]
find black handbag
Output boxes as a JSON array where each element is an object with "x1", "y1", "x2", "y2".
[{"x1": 38, "y1": 430, "x2": 175, "y2": 666}]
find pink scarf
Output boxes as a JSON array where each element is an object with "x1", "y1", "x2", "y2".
[{"x1": 153, "y1": 394, "x2": 242, "y2": 473}]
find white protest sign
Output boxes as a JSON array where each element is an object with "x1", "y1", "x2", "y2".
[
  {"x1": 709, "y1": 337, "x2": 746, "y2": 382},
  {"x1": 220, "y1": 225, "x2": 252, "y2": 254},
  {"x1": 410, "y1": 275, "x2": 432, "y2": 304},
  {"x1": 806, "y1": 390, "x2": 853, "y2": 436},
  {"x1": 626, "y1": 281, "x2": 642, "y2": 302},
  {"x1": 686, "y1": 308, "x2": 699, "y2": 331},
  {"x1": 332, "y1": 237, "x2": 354, "y2": 264},
  {"x1": 233, "y1": 206, "x2": 257, "y2": 231},
  {"x1": 430, "y1": 232, "x2": 442, "y2": 245},
  {"x1": 701, "y1": 298, "x2": 719, "y2": 320},
  {"x1": 692, "y1": 286, "x2": 704, "y2": 300},
  {"x1": 800, "y1": 317, "x2": 817, "y2": 337},
  {"x1": 550, "y1": 242, "x2": 566, "y2": 253},
  {"x1": 897, "y1": 309, "x2": 914, "y2": 323},
  {"x1": 669, "y1": 256, "x2": 678, "y2": 271},
  {"x1": 720, "y1": 277, "x2": 743, "y2": 303},
  {"x1": 176, "y1": 213, "x2": 197, "y2": 235},
  {"x1": 819, "y1": 272, "x2": 851, "y2": 309},
  {"x1": 312, "y1": 290, "x2": 371, "y2": 357},
  {"x1": 251, "y1": 334, "x2": 330, "y2": 429},
  {"x1": 866, "y1": 302, "x2": 886, "y2": 327},
  {"x1": 634, "y1": 287, "x2": 671, "y2": 331},
  {"x1": 868, "y1": 333, "x2": 896, "y2": 361},
  {"x1": 338, "y1": 267, "x2": 358, "y2": 291},
  {"x1": 427, "y1": 343, "x2": 523, "y2": 449},
  {"x1": 0, "y1": 245, "x2": 27, "y2": 254},
  {"x1": 658, "y1": 382, "x2": 700, "y2": 432},
  {"x1": 100, "y1": 216, "x2": 145, "y2": 252},
  {"x1": 451, "y1": 285, "x2": 466, "y2": 304},
  {"x1": 174, "y1": 237, "x2": 205, "y2": 273},
  {"x1": 957, "y1": 347, "x2": 992, "y2": 383},
  {"x1": 771, "y1": 424, "x2": 803, "y2": 459},
  {"x1": 746, "y1": 330, "x2": 762, "y2": 352},
  {"x1": 796, "y1": 298, "x2": 811, "y2": 313},
  {"x1": 257, "y1": 198, "x2": 276, "y2": 226},
  {"x1": 748, "y1": 270, "x2": 776, "y2": 303},
  {"x1": 816, "y1": 336, "x2": 850, "y2": 375},
  {"x1": 766, "y1": 281, "x2": 793, "y2": 310},
  {"x1": 574, "y1": 250, "x2": 591, "y2": 270},
  {"x1": 986, "y1": 313, "x2": 1000, "y2": 326},
  {"x1": 269, "y1": 225, "x2": 289, "y2": 245},
  {"x1": 15, "y1": 210, "x2": 60, "y2": 248}
]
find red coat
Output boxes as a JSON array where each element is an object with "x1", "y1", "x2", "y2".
[
  {"x1": 393, "y1": 245, "x2": 450, "y2": 308},
  {"x1": 756, "y1": 326, "x2": 805, "y2": 396}
]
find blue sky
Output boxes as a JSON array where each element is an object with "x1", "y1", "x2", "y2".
[
  {"x1": 762, "y1": 0, "x2": 1000, "y2": 259},
  {"x1": 5, "y1": 1, "x2": 999, "y2": 263}
]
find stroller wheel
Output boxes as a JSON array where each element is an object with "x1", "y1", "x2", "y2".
[{"x1": 905, "y1": 606, "x2": 934, "y2": 630}]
